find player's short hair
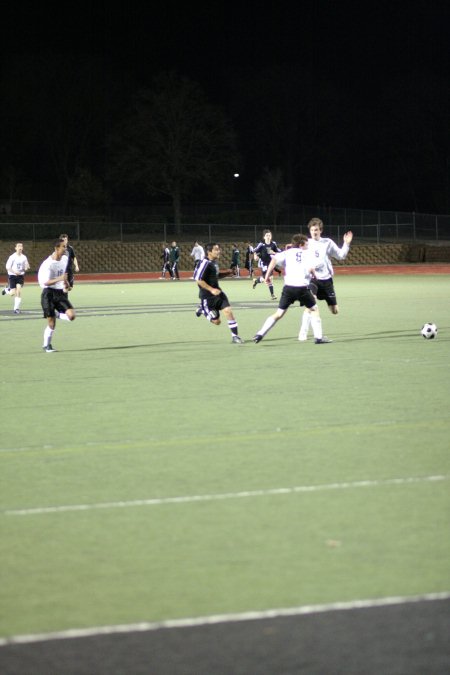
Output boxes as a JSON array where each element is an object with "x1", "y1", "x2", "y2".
[
  {"x1": 307, "y1": 218, "x2": 323, "y2": 231},
  {"x1": 59, "y1": 233, "x2": 68, "y2": 239},
  {"x1": 291, "y1": 233, "x2": 308, "y2": 247},
  {"x1": 205, "y1": 242, "x2": 219, "y2": 253},
  {"x1": 263, "y1": 229, "x2": 272, "y2": 236},
  {"x1": 54, "y1": 239, "x2": 65, "y2": 249}
]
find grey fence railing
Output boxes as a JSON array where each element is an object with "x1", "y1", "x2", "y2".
[{"x1": 1, "y1": 206, "x2": 450, "y2": 242}]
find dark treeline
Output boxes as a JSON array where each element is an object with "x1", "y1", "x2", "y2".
[{"x1": 0, "y1": 54, "x2": 449, "y2": 222}]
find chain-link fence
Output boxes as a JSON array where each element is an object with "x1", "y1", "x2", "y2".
[{"x1": 1, "y1": 204, "x2": 449, "y2": 242}]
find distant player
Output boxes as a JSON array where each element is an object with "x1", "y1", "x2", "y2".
[
  {"x1": 190, "y1": 241, "x2": 205, "y2": 276},
  {"x1": 244, "y1": 242, "x2": 254, "y2": 277},
  {"x1": 252, "y1": 229, "x2": 281, "y2": 299},
  {"x1": 298, "y1": 218, "x2": 353, "y2": 341},
  {"x1": 194, "y1": 242, "x2": 244, "y2": 344},
  {"x1": 160, "y1": 243, "x2": 173, "y2": 279},
  {"x1": 230, "y1": 243, "x2": 240, "y2": 276},
  {"x1": 38, "y1": 240, "x2": 76, "y2": 352},
  {"x1": 2, "y1": 242, "x2": 30, "y2": 314},
  {"x1": 169, "y1": 241, "x2": 180, "y2": 280}
]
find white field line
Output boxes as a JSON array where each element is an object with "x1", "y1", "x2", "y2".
[
  {"x1": 4, "y1": 474, "x2": 449, "y2": 516},
  {"x1": 0, "y1": 592, "x2": 449, "y2": 647}
]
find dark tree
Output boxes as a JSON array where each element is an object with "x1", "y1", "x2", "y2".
[
  {"x1": 0, "y1": 54, "x2": 129, "y2": 205},
  {"x1": 108, "y1": 72, "x2": 239, "y2": 231},
  {"x1": 254, "y1": 167, "x2": 291, "y2": 229}
]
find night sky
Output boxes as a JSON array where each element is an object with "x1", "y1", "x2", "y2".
[{"x1": 2, "y1": 0, "x2": 450, "y2": 212}]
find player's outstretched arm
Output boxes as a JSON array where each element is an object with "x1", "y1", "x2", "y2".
[{"x1": 343, "y1": 231, "x2": 353, "y2": 245}]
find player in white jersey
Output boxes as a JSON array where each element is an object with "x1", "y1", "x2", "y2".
[
  {"x1": 38, "y1": 240, "x2": 76, "y2": 352},
  {"x1": 2, "y1": 243, "x2": 30, "y2": 314},
  {"x1": 253, "y1": 233, "x2": 331, "y2": 344},
  {"x1": 298, "y1": 218, "x2": 353, "y2": 341}
]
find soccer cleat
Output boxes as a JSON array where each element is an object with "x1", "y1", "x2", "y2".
[
  {"x1": 253, "y1": 334, "x2": 263, "y2": 343},
  {"x1": 43, "y1": 344, "x2": 56, "y2": 352},
  {"x1": 271, "y1": 294, "x2": 277, "y2": 300},
  {"x1": 315, "y1": 336, "x2": 333, "y2": 344},
  {"x1": 232, "y1": 335, "x2": 244, "y2": 344},
  {"x1": 13, "y1": 309, "x2": 20, "y2": 314},
  {"x1": 195, "y1": 306, "x2": 202, "y2": 317},
  {"x1": 252, "y1": 279, "x2": 258, "y2": 289},
  {"x1": 1, "y1": 288, "x2": 6, "y2": 296},
  {"x1": 298, "y1": 333, "x2": 308, "y2": 342}
]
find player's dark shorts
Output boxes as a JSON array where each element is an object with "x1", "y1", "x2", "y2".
[
  {"x1": 309, "y1": 277, "x2": 337, "y2": 306},
  {"x1": 199, "y1": 291, "x2": 230, "y2": 318},
  {"x1": 8, "y1": 275, "x2": 25, "y2": 289},
  {"x1": 279, "y1": 285, "x2": 316, "y2": 311},
  {"x1": 259, "y1": 262, "x2": 282, "y2": 276},
  {"x1": 41, "y1": 288, "x2": 74, "y2": 318}
]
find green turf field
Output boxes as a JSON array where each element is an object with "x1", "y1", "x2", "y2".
[{"x1": 0, "y1": 275, "x2": 449, "y2": 639}]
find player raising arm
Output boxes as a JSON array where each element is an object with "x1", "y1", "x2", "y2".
[{"x1": 299, "y1": 218, "x2": 353, "y2": 341}]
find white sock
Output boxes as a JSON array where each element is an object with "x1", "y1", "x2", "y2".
[
  {"x1": 310, "y1": 314, "x2": 323, "y2": 340},
  {"x1": 259, "y1": 316, "x2": 276, "y2": 336},
  {"x1": 299, "y1": 311, "x2": 311, "y2": 337},
  {"x1": 14, "y1": 297, "x2": 21, "y2": 310},
  {"x1": 43, "y1": 327, "x2": 54, "y2": 347},
  {"x1": 58, "y1": 312, "x2": 71, "y2": 321}
]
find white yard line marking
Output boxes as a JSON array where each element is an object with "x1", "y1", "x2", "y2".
[
  {"x1": 0, "y1": 592, "x2": 448, "y2": 646},
  {"x1": 4, "y1": 474, "x2": 448, "y2": 516}
]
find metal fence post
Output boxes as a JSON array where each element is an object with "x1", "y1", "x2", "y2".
[{"x1": 412, "y1": 212, "x2": 416, "y2": 240}]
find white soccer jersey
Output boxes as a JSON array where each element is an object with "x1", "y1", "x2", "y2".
[
  {"x1": 191, "y1": 244, "x2": 205, "y2": 261},
  {"x1": 38, "y1": 255, "x2": 68, "y2": 289},
  {"x1": 308, "y1": 237, "x2": 350, "y2": 280},
  {"x1": 6, "y1": 253, "x2": 30, "y2": 276},
  {"x1": 273, "y1": 247, "x2": 314, "y2": 287}
]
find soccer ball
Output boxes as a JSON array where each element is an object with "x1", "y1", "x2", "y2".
[{"x1": 421, "y1": 323, "x2": 438, "y2": 339}]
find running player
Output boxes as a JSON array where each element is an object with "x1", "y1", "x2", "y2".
[
  {"x1": 252, "y1": 230, "x2": 281, "y2": 300},
  {"x1": 2, "y1": 242, "x2": 30, "y2": 314},
  {"x1": 194, "y1": 242, "x2": 244, "y2": 344}
]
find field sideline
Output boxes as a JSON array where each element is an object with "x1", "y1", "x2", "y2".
[
  {"x1": 2, "y1": 262, "x2": 450, "y2": 286},
  {"x1": 0, "y1": 268, "x2": 449, "y2": 674}
]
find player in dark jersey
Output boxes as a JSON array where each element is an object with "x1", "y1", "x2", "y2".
[
  {"x1": 59, "y1": 234, "x2": 79, "y2": 290},
  {"x1": 230, "y1": 243, "x2": 240, "y2": 276},
  {"x1": 244, "y1": 242, "x2": 254, "y2": 277},
  {"x1": 160, "y1": 243, "x2": 173, "y2": 279},
  {"x1": 194, "y1": 242, "x2": 244, "y2": 344},
  {"x1": 252, "y1": 229, "x2": 281, "y2": 300}
]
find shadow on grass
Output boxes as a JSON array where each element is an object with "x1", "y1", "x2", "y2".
[{"x1": 254, "y1": 329, "x2": 449, "y2": 344}]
